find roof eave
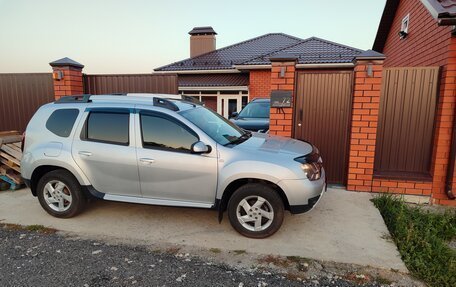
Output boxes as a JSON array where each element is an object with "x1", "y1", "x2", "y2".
[
  {"x1": 296, "y1": 63, "x2": 356, "y2": 69},
  {"x1": 233, "y1": 64, "x2": 272, "y2": 70},
  {"x1": 153, "y1": 69, "x2": 241, "y2": 74},
  {"x1": 179, "y1": 86, "x2": 248, "y2": 91},
  {"x1": 372, "y1": 0, "x2": 401, "y2": 53}
]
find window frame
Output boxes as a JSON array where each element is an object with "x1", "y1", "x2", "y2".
[
  {"x1": 80, "y1": 108, "x2": 131, "y2": 146},
  {"x1": 138, "y1": 110, "x2": 199, "y2": 154},
  {"x1": 401, "y1": 14, "x2": 410, "y2": 34}
]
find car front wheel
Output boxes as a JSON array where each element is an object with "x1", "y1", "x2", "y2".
[{"x1": 227, "y1": 183, "x2": 284, "y2": 238}]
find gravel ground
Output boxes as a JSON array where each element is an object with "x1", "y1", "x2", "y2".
[{"x1": 0, "y1": 226, "x2": 386, "y2": 287}]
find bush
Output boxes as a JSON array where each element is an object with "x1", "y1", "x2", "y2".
[{"x1": 372, "y1": 195, "x2": 456, "y2": 287}]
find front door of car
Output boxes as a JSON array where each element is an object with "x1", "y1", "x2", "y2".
[
  {"x1": 135, "y1": 110, "x2": 217, "y2": 204},
  {"x1": 72, "y1": 108, "x2": 141, "y2": 197}
]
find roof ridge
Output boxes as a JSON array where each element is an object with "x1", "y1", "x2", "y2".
[
  {"x1": 155, "y1": 33, "x2": 303, "y2": 71},
  {"x1": 239, "y1": 36, "x2": 363, "y2": 65},
  {"x1": 238, "y1": 37, "x2": 318, "y2": 65},
  {"x1": 309, "y1": 36, "x2": 364, "y2": 53}
]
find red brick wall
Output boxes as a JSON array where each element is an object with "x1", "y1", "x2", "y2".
[
  {"x1": 268, "y1": 61, "x2": 295, "y2": 137},
  {"x1": 434, "y1": 38, "x2": 456, "y2": 206},
  {"x1": 382, "y1": 0, "x2": 451, "y2": 67},
  {"x1": 249, "y1": 70, "x2": 271, "y2": 99},
  {"x1": 51, "y1": 67, "x2": 83, "y2": 100}
]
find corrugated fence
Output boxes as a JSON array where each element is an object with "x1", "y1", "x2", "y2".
[
  {"x1": 83, "y1": 74, "x2": 178, "y2": 95},
  {"x1": 0, "y1": 73, "x2": 54, "y2": 132},
  {"x1": 375, "y1": 67, "x2": 440, "y2": 178}
]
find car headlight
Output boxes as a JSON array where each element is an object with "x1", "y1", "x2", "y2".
[
  {"x1": 294, "y1": 149, "x2": 323, "y2": 181},
  {"x1": 301, "y1": 162, "x2": 321, "y2": 181}
]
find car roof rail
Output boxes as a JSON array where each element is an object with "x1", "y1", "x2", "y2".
[
  {"x1": 153, "y1": 97, "x2": 179, "y2": 111},
  {"x1": 55, "y1": 94, "x2": 92, "y2": 104},
  {"x1": 173, "y1": 95, "x2": 203, "y2": 106}
]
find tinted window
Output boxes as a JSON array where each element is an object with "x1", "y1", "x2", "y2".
[
  {"x1": 141, "y1": 114, "x2": 198, "y2": 152},
  {"x1": 238, "y1": 102, "x2": 270, "y2": 118},
  {"x1": 86, "y1": 112, "x2": 129, "y2": 145},
  {"x1": 46, "y1": 109, "x2": 79, "y2": 137}
]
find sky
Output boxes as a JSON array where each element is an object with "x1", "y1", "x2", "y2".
[{"x1": 0, "y1": 0, "x2": 387, "y2": 74}]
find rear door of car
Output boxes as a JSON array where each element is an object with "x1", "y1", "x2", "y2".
[
  {"x1": 134, "y1": 108, "x2": 218, "y2": 205},
  {"x1": 72, "y1": 106, "x2": 141, "y2": 196}
]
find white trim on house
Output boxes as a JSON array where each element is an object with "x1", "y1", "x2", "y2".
[
  {"x1": 233, "y1": 65, "x2": 272, "y2": 70},
  {"x1": 179, "y1": 86, "x2": 249, "y2": 91},
  {"x1": 295, "y1": 63, "x2": 355, "y2": 69},
  {"x1": 153, "y1": 69, "x2": 241, "y2": 74}
]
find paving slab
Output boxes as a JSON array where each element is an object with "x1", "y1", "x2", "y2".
[{"x1": 0, "y1": 187, "x2": 407, "y2": 272}]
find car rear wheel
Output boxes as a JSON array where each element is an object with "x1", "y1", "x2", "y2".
[
  {"x1": 37, "y1": 169, "x2": 85, "y2": 218},
  {"x1": 227, "y1": 183, "x2": 284, "y2": 238}
]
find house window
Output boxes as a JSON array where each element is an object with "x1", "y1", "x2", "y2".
[{"x1": 400, "y1": 14, "x2": 409, "y2": 39}]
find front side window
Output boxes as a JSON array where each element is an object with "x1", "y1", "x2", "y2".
[
  {"x1": 85, "y1": 112, "x2": 129, "y2": 145},
  {"x1": 46, "y1": 109, "x2": 79, "y2": 137},
  {"x1": 140, "y1": 114, "x2": 198, "y2": 153},
  {"x1": 238, "y1": 101, "x2": 270, "y2": 118}
]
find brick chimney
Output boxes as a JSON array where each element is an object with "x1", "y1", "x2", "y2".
[{"x1": 189, "y1": 26, "x2": 217, "y2": 58}]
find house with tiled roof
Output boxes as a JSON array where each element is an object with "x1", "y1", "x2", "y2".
[{"x1": 155, "y1": 28, "x2": 365, "y2": 118}]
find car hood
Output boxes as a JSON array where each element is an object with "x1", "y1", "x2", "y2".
[
  {"x1": 233, "y1": 132, "x2": 313, "y2": 157},
  {"x1": 230, "y1": 117, "x2": 269, "y2": 132}
]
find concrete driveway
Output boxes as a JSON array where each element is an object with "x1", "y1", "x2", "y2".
[{"x1": 0, "y1": 187, "x2": 406, "y2": 272}]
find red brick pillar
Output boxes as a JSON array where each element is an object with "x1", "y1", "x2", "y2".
[
  {"x1": 49, "y1": 57, "x2": 84, "y2": 100},
  {"x1": 347, "y1": 51, "x2": 385, "y2": 192},
  {"x1": 268, "y1": 54, "x2": 297, "y2": 137}
]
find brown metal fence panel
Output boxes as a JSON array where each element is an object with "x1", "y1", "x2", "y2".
[
  {"x1": 374, "y1": 67, "x2": 439, "y2": 178},
  {"x1": 294, "y1": 71, "x2": 354, "y2": 184},
  {"x1": 0, "y1": 73, "x2": 54, "y2": 132},
  {"x1": 83, "y1": 74, "x2": 178, "y2": 95}
]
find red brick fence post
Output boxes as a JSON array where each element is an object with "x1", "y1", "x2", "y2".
[
  {"x1": 268, "y1": 54, "x2": 297, "y2": 137},
  {"x1": 49, "y1": 57, "x2": 84, "y2": 100},
  {"x1": 347, "y1": 51, "x2": 385, "y2": 192}
]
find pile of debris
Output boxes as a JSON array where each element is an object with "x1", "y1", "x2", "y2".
[{"x1": 0, "y1": 131, "x2": 24, "y2": 190}]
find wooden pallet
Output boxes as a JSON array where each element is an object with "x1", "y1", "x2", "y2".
[{"x1": 0, "y1": 131, "x2": 23, "y2": 189}]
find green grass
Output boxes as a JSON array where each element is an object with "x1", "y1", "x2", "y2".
[
  {"x1": 372, "y1": 195, "x2": 456, "y2": 287},
  {"x1": 209, "y1": 248, "x2": 221, "y2": 254}
]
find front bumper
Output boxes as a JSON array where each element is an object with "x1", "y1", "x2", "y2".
[{"x1": 277, "y1": 168, "x2": 326, "y2": 214}]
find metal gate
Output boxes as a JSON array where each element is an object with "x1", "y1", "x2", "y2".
[
  {"x1": 83, "y1": 74, "x2": 178, "y2": 95},
  {"x1": 294, "y1": 71, "x2": 354, "y2": 184},
  {"x1": 0, "y1": 73, "x2": 54, "y2": 132}
]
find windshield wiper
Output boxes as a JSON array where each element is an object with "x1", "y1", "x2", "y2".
[{"x1": 225, "y1": 131, "x2": 252, "y2": 146}]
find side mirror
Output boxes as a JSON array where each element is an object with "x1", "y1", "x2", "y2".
[
  {"x1": 191, "y1": 141, "x2": 211, "y2": 154},
  {"x1": 229, "y1": 112, "x2": 238, "y2": 119}
]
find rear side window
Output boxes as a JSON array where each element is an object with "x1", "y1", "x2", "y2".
[
  {"x1": 46, "y1": 109, "x2": 79, "y2": 137},
  {"x1": 140, "y1": 114, "x2": 198, "y2": 153},
  {"x1": 84, "y1": 112, "x2": 129, "y2": 145}
]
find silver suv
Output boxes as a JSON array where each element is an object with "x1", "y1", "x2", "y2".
[{"x1": 21, "y1": 94, "x2": 326, "y2": 238}]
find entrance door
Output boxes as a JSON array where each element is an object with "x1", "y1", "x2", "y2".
[
  {"x1": 294, "y1": 71, "x2": 353, "y2": 184},
  {"x1": 217, "y1": 95, "x2": 243, "y2": 118}
]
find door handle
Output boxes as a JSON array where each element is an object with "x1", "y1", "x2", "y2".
[
  {"x1": 78, "y1": 151, "x2": 92, "y2": 156},
  {"x1": 139, "y1": 158, "x2": 155, "y2": 164}
]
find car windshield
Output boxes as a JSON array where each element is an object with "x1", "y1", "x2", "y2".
[
  {"x1": 238, "y1": 101, "x2": 270, "y2": 118},
  {"x1": 180, "y1": 106, "x2": 249, "y2": 146}
]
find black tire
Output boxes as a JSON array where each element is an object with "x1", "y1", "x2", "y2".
[
  {"x1": 36, "y1": 169, "x2": 85, "y2": 218},
  {"x1": 227, "y1": 183, "x2": 284, "y2": 239}
]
